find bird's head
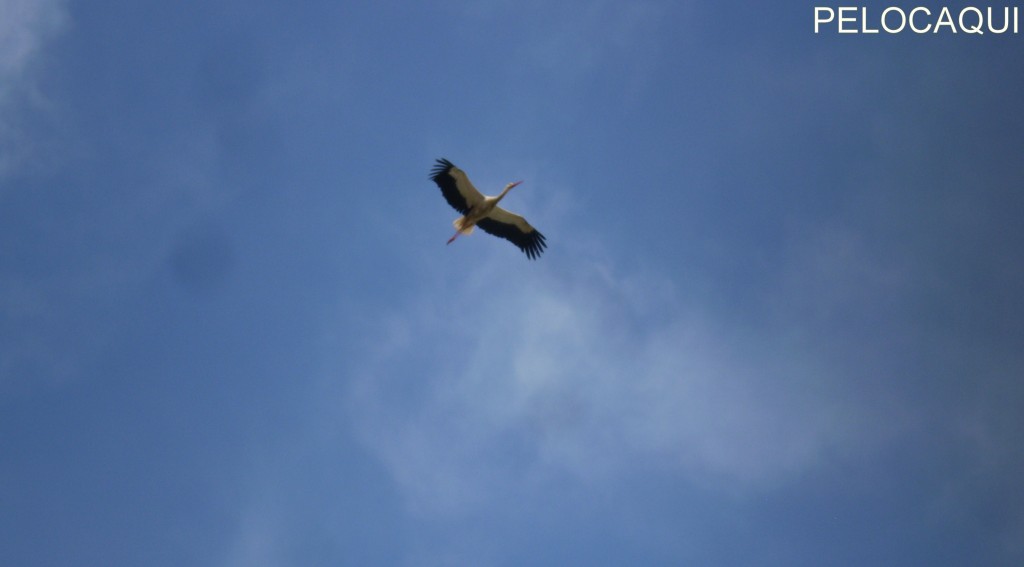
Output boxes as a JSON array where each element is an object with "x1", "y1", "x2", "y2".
[{"x1": 506, "y1": 180, "x2": 523, "y2": 191}]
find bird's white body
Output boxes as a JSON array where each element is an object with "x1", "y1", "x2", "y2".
[{"x1": 453, "y1": 192, "x2": 511, "y2": 236}]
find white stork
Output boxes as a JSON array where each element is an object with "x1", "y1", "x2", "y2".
[{"x1": 429, "y1": 158, "x2": 547, "y2": 260}]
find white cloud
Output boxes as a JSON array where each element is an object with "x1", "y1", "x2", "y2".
[
  {"x1": 218, "y1": 493, "x2": 286, "y2": 567},
  {"x1": 342, "y1": 244, "x2": 888, "y2": 517},
  {"x1": 0, "y1": 0, "x2": 67, "y2": 176},
  {"x1": 0, "y1": 0, "x2": 64, "y2": 77}
]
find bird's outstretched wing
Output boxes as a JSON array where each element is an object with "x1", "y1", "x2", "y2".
[
  {"x1": 430, "y1": 158, "x2": 485, "y2": 214},
  {"x1": 477, "y1": 207, "x2": 547, "y2": 260}
]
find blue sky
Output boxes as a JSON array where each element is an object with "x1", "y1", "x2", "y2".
[{"x1": 2, "y1": 1, "x2": 1023, "y2": 565}]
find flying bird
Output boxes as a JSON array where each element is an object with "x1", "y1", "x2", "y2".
[{"x1": 429, "y1": 158, "x2": 547, "y2": 260}]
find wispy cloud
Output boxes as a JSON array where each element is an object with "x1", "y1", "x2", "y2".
[
  {"x1": 0, "y1": 0, "x2": 67, "y2": 176},
  {"x1": 342, "y1": 237, "x2": 893, "y2": 517},
  {"x1": 0, "y1": 0, "x2": 65, "y2": 79}
]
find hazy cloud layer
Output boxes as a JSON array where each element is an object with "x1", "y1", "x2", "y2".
[
  {"x1": 0, "y1": 0, "x2": 65, "y2": 83},
  {"x1": 0, "y1": 0, "x2": 67, "y2": 175},
  {"x1": 344, "y1": 245, "x2": 896, "y2": 518}
]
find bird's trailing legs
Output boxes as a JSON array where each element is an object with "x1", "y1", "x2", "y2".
[{"x1": 447, "y1": 217, "x2": 475, "y2": 245}]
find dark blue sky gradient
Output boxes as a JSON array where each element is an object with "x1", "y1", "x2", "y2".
[{"x1": 2, "y1": 2, "x2": 1023, "y2": 565}]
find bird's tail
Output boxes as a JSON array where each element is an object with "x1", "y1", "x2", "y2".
[{"x1": 452, "y1": 217, "x2": 475, "y2": 235}]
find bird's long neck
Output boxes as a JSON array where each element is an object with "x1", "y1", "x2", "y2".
[{"x1": 496, "y1": 182, "x2": 519, "y2": 203}]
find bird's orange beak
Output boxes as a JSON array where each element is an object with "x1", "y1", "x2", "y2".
[{"x1": 509, "y1": 180, "x2": 523, "y2": 189}]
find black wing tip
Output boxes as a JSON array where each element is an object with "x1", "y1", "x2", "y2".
[
  {"x1": 523, "y1": 230, "x2": 547, "y2": 260},
  {"x1": 429, "y1": 158, "x2": 455, "y2": 180}
]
